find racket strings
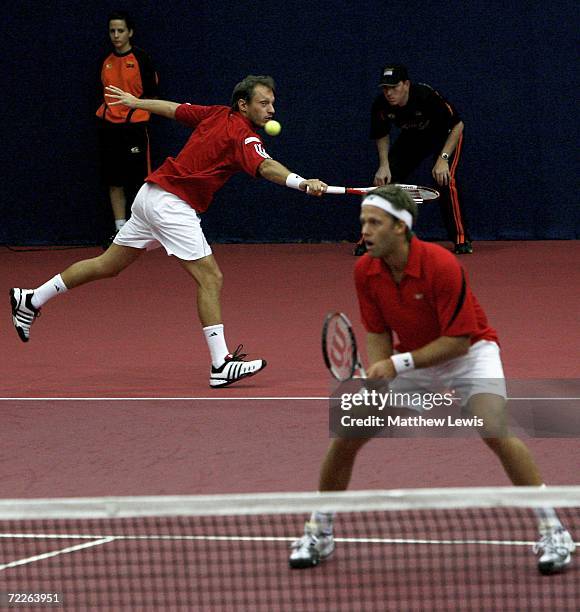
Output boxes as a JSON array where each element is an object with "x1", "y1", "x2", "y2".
[
  {"x1": 323, "y1": 313, "x2": 360, "y2": 382},
  {"x1": 398, "y1": 186, "x2": 426, "y2": 203},
  {"x1": 407, "y1": 189, "x2": 422, "y2": 203}
]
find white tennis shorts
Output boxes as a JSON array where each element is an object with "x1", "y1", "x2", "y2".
[
  {"x1": 390, "y1": 340, "x2": 507, "y2": 410},
  {"x1": 114, "y1": 182, "x2": 212, "y2": 261}
]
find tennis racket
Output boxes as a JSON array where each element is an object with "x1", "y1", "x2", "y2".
[
  {"x1": 325, "y1": 183, "x2": 439, "y2": 203},
  {"x1": 322, "y1": 312, "x2": 366, "y2": 381}
]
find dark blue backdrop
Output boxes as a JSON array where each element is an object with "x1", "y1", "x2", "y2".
[{"x1": 1, "y1": 0, "x2": 577, "y2": 244}]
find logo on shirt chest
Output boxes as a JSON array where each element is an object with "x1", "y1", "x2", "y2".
[
  {"x1": 414, "y1": 293, "x2": 424, "y2": 300},
  {"x1": 126, "y1": 61, "x2": 135, "y2": 68},
  {"x1": 401, "y1": 118, "x2": 431, "y2": 131}
]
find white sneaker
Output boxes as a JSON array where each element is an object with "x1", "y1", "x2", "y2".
[
  {"x1": 534, "y1": 528, "x2": 575, "y2": 575},
  {"x1": 10, "y1": 288, "x2": 40, "y2": 342},
  {"x1": 209, "y1": 345, "x2": 266, "y2": 388},
  {"x1": 289, "y1": 521, "x2": 335, "y2": 569}
]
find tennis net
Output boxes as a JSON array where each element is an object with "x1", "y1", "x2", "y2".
[{"x1": 1, "y1": 487, "x2": 578, "y2": 611}]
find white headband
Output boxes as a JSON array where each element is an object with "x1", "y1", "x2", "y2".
[{"x1": 362, "y1": 194, "x2": 413, "y2": 229}]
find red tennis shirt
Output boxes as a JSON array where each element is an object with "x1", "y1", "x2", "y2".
[
  {"x1": 355, "y1": 237, "x2": 499, "y2": 352},
  {"x1": 147, "y1": 104, "x2": 271, "y2": 212}
]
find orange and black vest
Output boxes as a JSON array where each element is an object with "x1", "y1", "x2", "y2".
[{"x1": 96, "y1": 46, "x2": 158, "y2": 124}]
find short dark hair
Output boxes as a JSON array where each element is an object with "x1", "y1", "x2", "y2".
[
  {"x1": 108, "y1": 10, "x2": 134, "y2": 31},
  {"x1": 367, "y1": 185, "x2": 418, "y2": 240},
  {"x1": 230, "y1": 75, "x2": 276, "y2": 111}
]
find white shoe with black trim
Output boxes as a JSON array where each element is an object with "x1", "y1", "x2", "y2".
[
  {"x1": 289, "y1": 521, "x2": 335, "y2": 569},
  {"x1": 10, "y1": 288, "x2": 40, "y2": 343},
  {"x1": 534, "y1": 528, "x2": 575, "y2": 575},
  {"x1": 209, "y1": 345, "x2": 267, "y2": 388}
]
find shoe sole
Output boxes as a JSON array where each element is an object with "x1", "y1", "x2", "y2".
[
  {"x1": 209, "y1": 361, "x2": 267, "y2": 389},
  {"x1": 289, "y1": 545, "x2": 335, "y2": 569},
  {"x1": 538, "y1": 546, "x2": 576, "y2": 576},
  {"x1": 538, "y1": 554, "x2": 572, "y2": 575},
  {"x1": 10, "y1": 289, "x2": 29, "y2": 343},
  {"x1": 289, "y1": 557, "x2": 320, "y2": 569}
]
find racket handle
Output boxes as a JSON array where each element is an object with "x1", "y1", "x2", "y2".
[
  {"x1": 326, "y1": 186, "x2": 377, "y2": 195},
  {"x1": 325, "y1": 186, "x2": 347, "y2": 195}
]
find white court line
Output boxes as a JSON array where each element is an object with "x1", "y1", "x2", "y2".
[
  {"x1": 0, "y1": 397, "x2": 578, "y2": 402},
  {"x1": 0, "y1": 532, "x2": 537, "y2": 548},
  {"x1": 0, "y1": 536, "x2": 116, "y2": 571},
  {"x1": 0, "y1": 397, "x2": 327, "y2": 401}
]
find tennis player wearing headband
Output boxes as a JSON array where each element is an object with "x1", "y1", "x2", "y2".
[
  {"x1": 290, "y1": 185, "x2": 574, "y2": 574},
  {"x1": 10, "y1": 75, "x2": 327, "y2": 388}
]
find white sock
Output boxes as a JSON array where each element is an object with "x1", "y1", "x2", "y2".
[
  {"x1": 534, "y1": 484, "x2": 563, "y2": 534},
  {"x1": 115, "y1": 219, "x2": 126, "y2": 231},
  {"x1": 311, "y1": 511, "x2": 334, "y2": 536},
  {"x1": 32, "y1": 274, "x2": 68, "y2": 308},
  {"x1": 203, "y1": 324, "x2": 229, "y2": 367}
]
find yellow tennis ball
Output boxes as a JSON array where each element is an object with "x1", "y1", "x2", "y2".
[{"x1": 264, "y1": 120, "x2": 281, "y2": 136}]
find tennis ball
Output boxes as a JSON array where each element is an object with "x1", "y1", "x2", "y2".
[{"x1": 264, "y1": 120, "x2": 281, "y2": 136}]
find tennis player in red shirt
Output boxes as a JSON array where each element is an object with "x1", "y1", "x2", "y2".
[
  {"x1": 10, "y1": 75, "x2": 327, "y2": 388},
  {"x1": 290, "y1": 185, "x2": 574, "y2": 574}
]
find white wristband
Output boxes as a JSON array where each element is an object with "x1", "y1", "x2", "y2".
[
  {"x1": 286, "y1": 173, "x2": 305, "y2": 190},
  {"x1": 390, "y1": 352, "x2": 415, "y2": 374}
]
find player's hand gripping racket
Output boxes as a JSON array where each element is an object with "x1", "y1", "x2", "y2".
[
  {"x1": 325, "y1": 183, "x2": 439, "y2": 203},
  {"x1": 322, "y1": 312, "x2": 366, "y2": 381}
]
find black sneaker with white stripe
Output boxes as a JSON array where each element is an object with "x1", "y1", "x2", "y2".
[
  {"x1": 209, "y1": 345, "x2": 266, "y2": 388},
  {"x1": 10, "y1": 288, "x2": 40, "y2": 342}
]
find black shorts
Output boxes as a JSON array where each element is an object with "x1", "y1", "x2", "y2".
[{"x1": 97, "y1": 121, "x2": 150, "y2": 187}]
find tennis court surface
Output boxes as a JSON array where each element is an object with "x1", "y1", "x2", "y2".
[
  {"x1": 1, "y1": 242, "x2": 579, "y2": 609},
  {"x1": 1, "y1": 488, "x2": 579, "y2": 611}
]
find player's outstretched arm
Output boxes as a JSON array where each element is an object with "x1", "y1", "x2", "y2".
[
  {"x1": 105, "y1": 85, "x2": 179, "y2": 119},
  {"x1": 258, "y1": 159, "x2": 327, "y2": 196}
]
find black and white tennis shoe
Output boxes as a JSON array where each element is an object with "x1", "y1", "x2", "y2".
[
  {"x1": 209, "y1": 345, "x2": 266, "y2": 388},
  {"x1": 10, "y1": 288, "x2": 40, "y2": 342}
]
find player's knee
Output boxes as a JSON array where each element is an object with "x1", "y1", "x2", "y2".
[
  {"x1": 214, "y1": 268, "x2": 224, "y2": 289},
  {"x1": 475, "y1": 414, "x2": 509, "y2": 441},
  {"x1": 199, "y1": 267, "x2": 223, "y2": 292},
  {"x1": 92, "y1": 255, "x2": 123, "y2": 279}
]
